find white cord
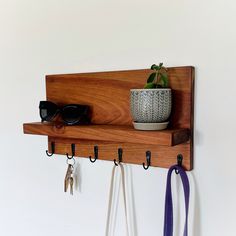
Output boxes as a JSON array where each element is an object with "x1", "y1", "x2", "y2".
[{"x1": 105, "y1": 163, "x2": 129, "y2": 236}]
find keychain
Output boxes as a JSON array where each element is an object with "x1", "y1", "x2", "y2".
[{"x1": 64, "y1": 157, "x2": 75, "y2": 195}]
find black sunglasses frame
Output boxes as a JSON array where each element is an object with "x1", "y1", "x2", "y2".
[{"x1": 39, "y1": 101, "x2": 90, "y2": 125}]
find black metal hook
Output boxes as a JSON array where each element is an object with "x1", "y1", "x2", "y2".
[
  {"x1": 66, "y1": 143, "x2": 75, "y2": 159},
  {"x1": 143, "y1": 151, "x2": 151, "y2": 170},
  {"x1": 46, "y1": 142, "x2": 55, "y2": 157},
  {"x1": 175, "y1": 154, "x2": 183, "y2": 174},
  {"x1": 114, "y1": 148, "x2": 123, "y2": 166},
  {"x1": 89, "y1": 145, "x2": 98, "y2": 163}
]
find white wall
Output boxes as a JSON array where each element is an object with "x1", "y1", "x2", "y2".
[{"x1": 0, "y1": 0, "x2": 236, "y2": 235}]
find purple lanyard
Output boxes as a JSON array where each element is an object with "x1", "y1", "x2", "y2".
[{"x1": 163, "y1": 165, "x2": 190, "y2": 236}]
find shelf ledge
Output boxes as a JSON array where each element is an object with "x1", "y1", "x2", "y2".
[{"x1": 23, "y1": 122, "x2": 190, "y2": 146}]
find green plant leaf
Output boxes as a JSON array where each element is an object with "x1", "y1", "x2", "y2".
[
  {"x1": 160, "y1": 74, "x2": 168, "y2": 87},
  {"x1": 147, "y1": 72, "x2": 156, "y2": 83},
  {"x1": 156, "y1": 84, "x2": 163, "y2": 88},
  {"x1": 151, "y1": 64, "x2": 157, "y2": 70},
  {"x1": 151, "y1": 64, "x2": 159, "y2": 70},
  {"x1": 159, "y1": 62, "x2": 163, "y2": 68},
  {"x1": 144, "y1": 82, "x2": 156, "y2": 89},
  {"x1": 160, "y1": 73, "x2": 168, "y2": 80}
]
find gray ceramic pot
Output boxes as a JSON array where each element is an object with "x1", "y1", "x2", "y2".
[{"x1": 130, "y1": 88, "x2": 172, "y2": 123}]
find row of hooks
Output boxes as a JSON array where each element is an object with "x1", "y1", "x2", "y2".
[{"x1": 46, "y1": 142, "x2": 183, "y2": 171}]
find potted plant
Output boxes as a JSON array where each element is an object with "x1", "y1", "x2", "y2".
[{"x1": 130, "y1": 63, "x2": 171, "y2": 130}]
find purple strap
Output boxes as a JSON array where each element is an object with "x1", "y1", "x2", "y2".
[{"x1": 163, "y1": 165, "x2": 190, "y2": 236}]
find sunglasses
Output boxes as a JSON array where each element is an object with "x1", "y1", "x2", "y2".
[{"x1": 39, "y1": 101, "x2": 90, "y2": 125}]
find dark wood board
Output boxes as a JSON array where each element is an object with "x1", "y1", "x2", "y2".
[
  {"x1": 48, "y1": 137, "x2": 191, "y2": 170},
  {"x1": 23, "y1": 122, "x2": 190, "y2": 146},
  {"x1": 46, "y1": 67, "x2": 194, "y2": 130},
  {"x1": 23, "y1": 66, "x2": 194, "y2": 170}
]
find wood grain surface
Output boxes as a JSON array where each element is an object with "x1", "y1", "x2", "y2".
[
  {"x1": 23, "y1": 122, "x2": 190, "y2": 146},
  {"x1": 46, "y1": 67, "x2": 194, "y2": 130},
  {"x1": 23, "y1": 66, "x2": 194, "y2": 170},
  {"x1": 47, "y1": 137, "x2": 192, "y2": 170}
]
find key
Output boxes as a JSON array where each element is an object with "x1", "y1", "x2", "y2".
[
  {"x1": 69, "y1": 177, "x2": 74, "y2": 195},
  {"x1": 64, "y1": 164, "x2": 73, "y2": 193}
]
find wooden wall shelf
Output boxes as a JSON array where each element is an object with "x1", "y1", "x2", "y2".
[
  {"x1": 23, "y1": 123, "x2": 190, "y2": 146},
  {"x1": 23, "y1": 66, "x2": 194, "y2": 170}
]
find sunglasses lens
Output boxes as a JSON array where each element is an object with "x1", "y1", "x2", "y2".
[
  {"x1": 39, "y1": 101, "x2": 58, "y2": 121},
  {"x1": 62, "y1": 105, "x2": 88, "y2": 124}
]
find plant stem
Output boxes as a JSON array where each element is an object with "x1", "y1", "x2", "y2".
[{"x1": 156, "y1": 71, "x2": 160, "y2": 85}]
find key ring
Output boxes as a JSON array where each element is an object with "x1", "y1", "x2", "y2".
[{"x1": 66, "y1": 157, "x2": 75, "y2": 166}]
